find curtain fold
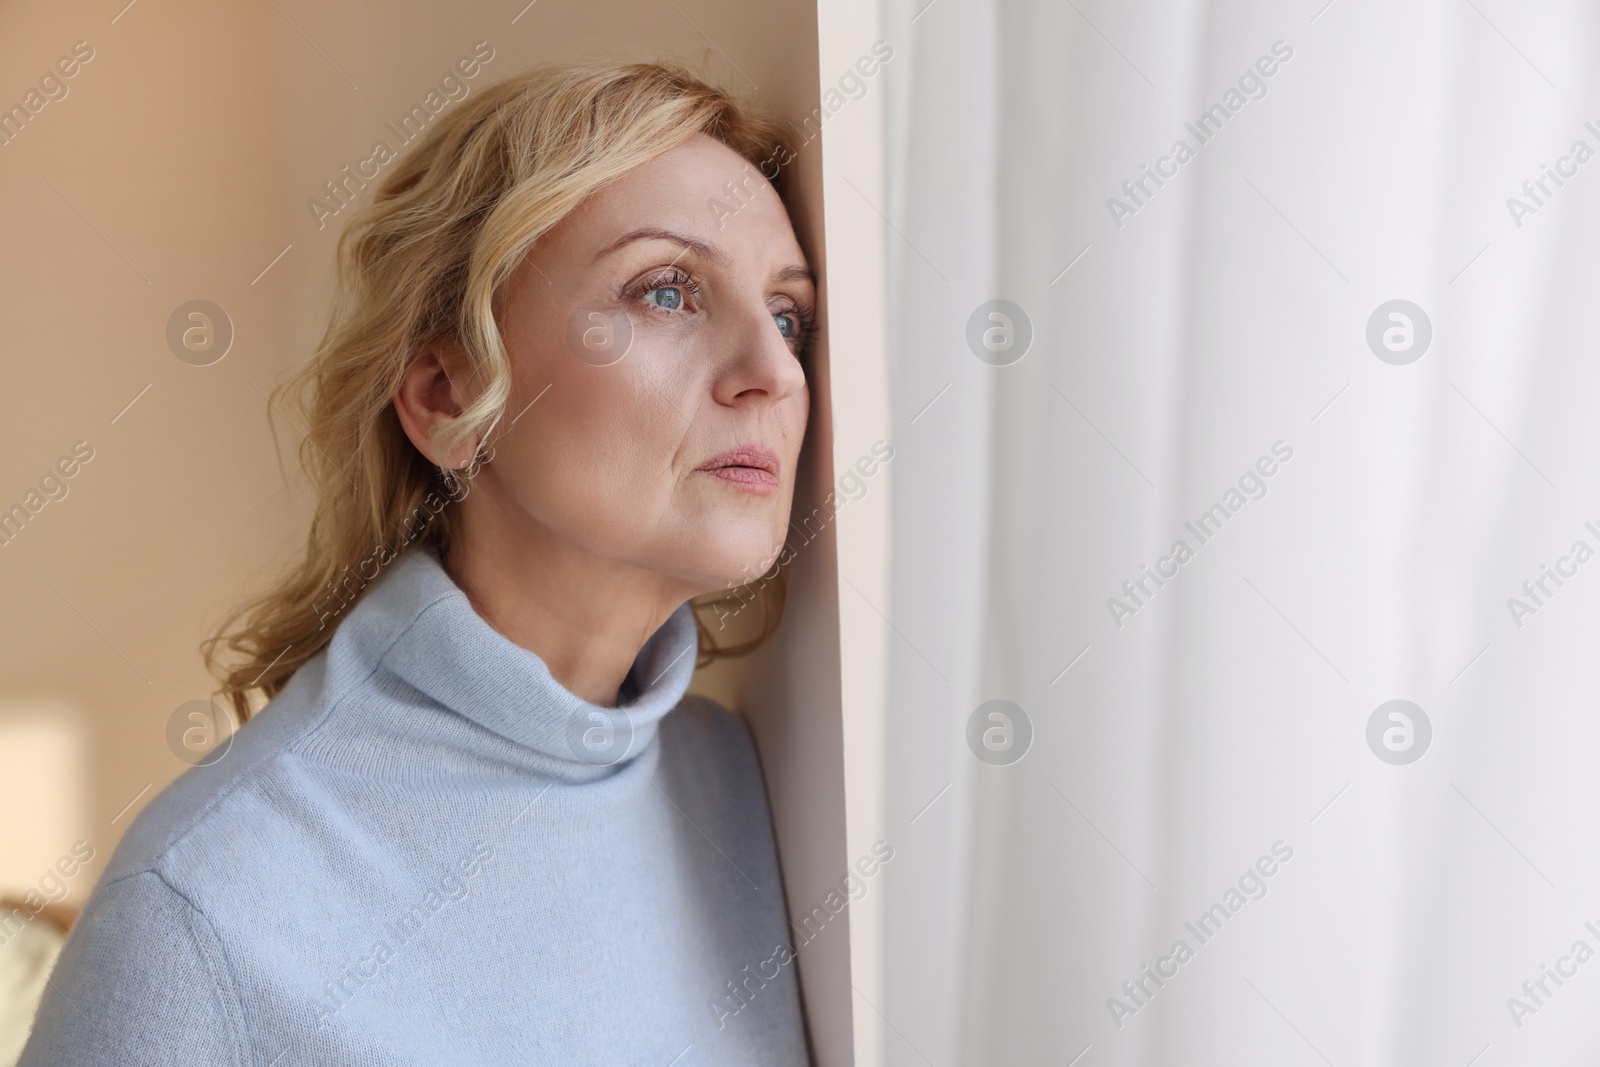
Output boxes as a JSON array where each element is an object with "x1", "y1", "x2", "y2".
[{"x1": 881, "y1": 0, "x2": 1600, "y2": 1062}]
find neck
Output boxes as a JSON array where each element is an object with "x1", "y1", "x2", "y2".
[{"x1": 440, "y1": 477, "x2": 695, "y2": 707}]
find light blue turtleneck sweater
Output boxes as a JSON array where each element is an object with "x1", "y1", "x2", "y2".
[{"x1": 18, "y1": 545, "x2": 810, "y2": 1065}]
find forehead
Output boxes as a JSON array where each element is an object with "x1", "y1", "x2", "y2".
[{"x1": 543, "y1": 133, "x2": 805, "y2": 268}]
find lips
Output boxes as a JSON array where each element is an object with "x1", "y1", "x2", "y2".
[{"x1": 696, "y1": 445, "x2": 780, "y2": 491}]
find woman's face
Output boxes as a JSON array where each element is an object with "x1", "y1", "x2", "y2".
[{"x1": 474, "y1": 133, "x2": 813, "y2": 596}]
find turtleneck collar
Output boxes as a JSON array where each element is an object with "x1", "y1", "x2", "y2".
[{"x1": 340, "y1": 543, "x2": 699, "y2": 771}]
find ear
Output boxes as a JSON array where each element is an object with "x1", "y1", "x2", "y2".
[{"x1": 393, "y1": 340, "x2": 479, "y2": 469}]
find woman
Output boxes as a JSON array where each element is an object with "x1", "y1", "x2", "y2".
[{"x1": 20, "y1": 61, "x2": 815, "y2": 1066}]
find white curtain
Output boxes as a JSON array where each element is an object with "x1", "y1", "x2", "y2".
[{"x1": 878, "y1": 0, "x2": 1600, "y2": 1062}]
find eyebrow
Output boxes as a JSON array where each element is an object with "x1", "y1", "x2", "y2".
[
  {"x1": 593, "y1": 227, "x2": 729, "y2": 267},
  {"x1": 773, "y1": 264, "x2": 816, "y2": 285},
  {"x1": 593, "y1": 226, "x2": 815, "y2": 287}
]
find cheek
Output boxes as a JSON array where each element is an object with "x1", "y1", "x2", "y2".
[
  {"x1": 778, "y1": 384, "x2": 810, "y2": 470},
  {"x1": 511, "y1": 350, "x2": 692, "y2": 525},
  {"x1": 792, "y1": 382, "x2": 811, "y2": 442},
  {"x1": 767, "y1": 388, "x2": 810, "y2": 525}
]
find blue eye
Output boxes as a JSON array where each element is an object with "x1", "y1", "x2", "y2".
[
  {"x1": 775, "y1": 312, "x2": 799, "y2": 338},
  {"x1": 644, "y1": 286, "x2": 684, "y2": 311}
]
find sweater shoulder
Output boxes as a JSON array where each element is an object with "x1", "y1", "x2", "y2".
[
  {"x1": 96, "y1": 648, "x2": 340, "y2": 890},
  {"x1": 659, "y1": 693, "x2": 757, "y2": 761},
  {"x1": 656, "y1": 694, "x2": 770, "y2": 802},
  {"x1": 102, "y1": 556, "x2": 448, "y2": 886},
  {"x1": 16, "y1": 870, "x2": 250, "y2": 1066}
]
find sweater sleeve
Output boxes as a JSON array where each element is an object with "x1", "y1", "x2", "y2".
[{"x1": 16, "y1": 869, "x2": 251, "y2": 1067}]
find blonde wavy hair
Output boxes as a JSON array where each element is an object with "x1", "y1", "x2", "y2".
[{"x1": 203, "y1": 60, "x2": 798, "y2": 724}]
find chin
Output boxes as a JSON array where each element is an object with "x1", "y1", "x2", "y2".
[{"x1": 673, "y1": 529, "x2": 787, "y2": 597}]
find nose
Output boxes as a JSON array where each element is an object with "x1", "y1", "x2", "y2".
[{"x1": 710, "y1": 302, "x2": 809, "y2": 408}]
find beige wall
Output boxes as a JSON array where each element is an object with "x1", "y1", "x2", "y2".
[{"x1": 0, "y1": 0, "x2": 887, "y2": 1061}]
